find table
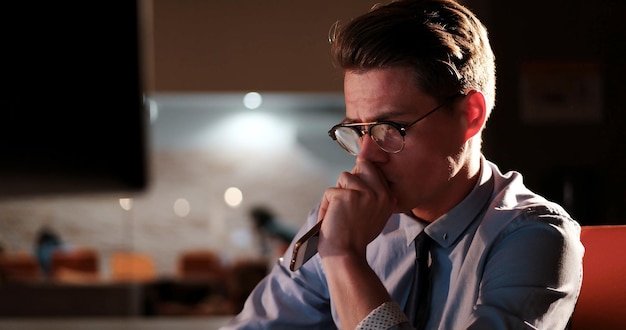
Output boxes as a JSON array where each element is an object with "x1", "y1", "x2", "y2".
[{"x1": 0, "y1": 317, "x2": 234, "y2": 330}]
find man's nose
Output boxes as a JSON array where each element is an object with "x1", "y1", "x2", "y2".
[{"x1": 357, "y1": 135, "x2": 386, "y2": 162}]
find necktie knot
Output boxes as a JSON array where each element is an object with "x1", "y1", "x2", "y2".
[{"x1": 415, "y1": 231, "x2": 432, "y2": 261}]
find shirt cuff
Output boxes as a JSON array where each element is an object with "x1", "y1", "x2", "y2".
[{"x1": 355, "y1": 301, "x2": 409, "y2": 330}]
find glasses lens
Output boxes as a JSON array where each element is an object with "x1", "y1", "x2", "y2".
[
  {"x1": 334, "y1": 126, "x2": 361, "y2": 155},
  {"x1": 370, "y1": 124, "x2": 404, "y2": 153}
]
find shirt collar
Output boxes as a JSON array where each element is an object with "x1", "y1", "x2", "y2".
[{"x1": 401, "y1": 156, "x2": 494, "y2": 248}]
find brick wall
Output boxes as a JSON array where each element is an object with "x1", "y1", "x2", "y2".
[{"x1": 0, "y1": 147, "x2": 339, "y2": 278}]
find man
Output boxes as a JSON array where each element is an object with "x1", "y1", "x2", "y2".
[{"x1": 221, "y1": 0, "x2": 584, "y2": 329}]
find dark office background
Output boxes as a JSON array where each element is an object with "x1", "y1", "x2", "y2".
[{"x1": 150, "y1": 0, "x2": 625, "y2": 226}]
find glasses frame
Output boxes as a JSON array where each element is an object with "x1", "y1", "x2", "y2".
[{"x1": 328, "y1": 93, "x2": 464, "y2": 155}]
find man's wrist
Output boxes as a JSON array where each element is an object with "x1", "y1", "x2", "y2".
[{"x1": 355, "y1": 301, "x2": 409, "y2": 330}]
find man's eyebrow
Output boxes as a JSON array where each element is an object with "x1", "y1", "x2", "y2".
[{"x1": 341, "y1": 110, "x2": 413, "y2": 124}]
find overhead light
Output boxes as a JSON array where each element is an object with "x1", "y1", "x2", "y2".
[{"x1": 243, "y1": 92, "x2": 262, "y2": 109}]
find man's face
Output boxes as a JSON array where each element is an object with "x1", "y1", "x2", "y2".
[{"x1": 343, "y1": 67, "x2": 467, "y2": 218}]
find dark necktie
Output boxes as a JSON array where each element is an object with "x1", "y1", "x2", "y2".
[{"x1": 404, "y1": 231, "x2": 432, "y2": 330}]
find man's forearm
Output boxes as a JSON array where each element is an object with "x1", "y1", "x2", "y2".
[{"x1": 322, "y1": 253, "x2": 392, "y2": 329}]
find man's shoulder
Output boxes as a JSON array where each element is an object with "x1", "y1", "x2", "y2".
[
  {"x1": 488, "y1": 162, "x2": 569, "y2": 217},
  {"x1": 482, "y1": 162, "x2": 577, "y2": 236}
]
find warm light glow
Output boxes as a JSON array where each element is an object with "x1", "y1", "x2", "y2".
[
  {"x1": 208, "y1": 112, "x2": 295, "y2": 152},
  {"x1": 224, "y1": 187, "x2": 243, "y2": 207},
  {"x1": 173, "y1": 198, "x2": 190, "y2": 217},
  {"x1": 119, "y1": 198, "x2": 133, "y2": 211},
  {"x1": 243, "y1": 92, "x2": 262, "y2": 109}
]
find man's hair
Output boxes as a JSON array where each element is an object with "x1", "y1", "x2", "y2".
[{"x1": 330, "y1": 0, "x2": 496, "y2": 116}]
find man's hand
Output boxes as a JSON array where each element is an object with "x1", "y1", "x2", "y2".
[
  {"x1": 316, "y1": 158, "x2": 397, "y2": 329},
  {"x1": 317, "y1": 158, "x2": 396, "y2": 258}
]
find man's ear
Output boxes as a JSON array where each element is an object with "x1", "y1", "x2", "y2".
[{"x1": 463, "y1": 90, "x2": 487, "y2": 141}]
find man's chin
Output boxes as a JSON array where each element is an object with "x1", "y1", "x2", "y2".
[{"x1": 389, "y1": 196, "x2": 405, "y2": 214}]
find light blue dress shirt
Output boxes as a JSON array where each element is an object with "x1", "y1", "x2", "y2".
[{"x1": 220, "y1": 157, "x2": 584, "y2": 330}]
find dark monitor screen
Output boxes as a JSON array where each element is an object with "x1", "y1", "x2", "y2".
[{"x1": 1, "y1": 1, "x2": 149, "y2": 199}]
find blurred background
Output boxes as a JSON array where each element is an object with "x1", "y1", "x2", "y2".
[{"x1": 0, "y1": 0, "x2": 624, "y2": 327}]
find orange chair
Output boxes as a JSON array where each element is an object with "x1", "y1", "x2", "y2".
[
  {"x1": 110, "y1": 251, "x2": 156, "y2": 282},
  {"x1": 152, "y1": 250, "x2": 233, "y2": 316},
  {"x1": 50, "y1": 247, "x2": 100, "y2": 282},
  {"x1": 570, "y1": 225, "x2": 626, "y2": 330},
  {"x1": 0, "y1": 252, "x2": 41, "y2": 281},
  {"x1": 177, "y1": 250, "x2": 225, "y2": 282}
]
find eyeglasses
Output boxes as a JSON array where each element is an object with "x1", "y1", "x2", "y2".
[{"x1": 328, "y1": 94, "x2": 462, "y2": 155}]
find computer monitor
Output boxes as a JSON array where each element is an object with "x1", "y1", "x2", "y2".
[{"x1": 1, "y1": 1, "x2": 150, "y2": 198}]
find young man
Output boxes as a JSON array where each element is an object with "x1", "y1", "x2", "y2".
[{"x1": 221, "y1": 0, "x2": 584, "y2": 329}]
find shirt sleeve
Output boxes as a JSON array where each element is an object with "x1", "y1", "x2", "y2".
[
  {"x1": 466, "y1": 211, "x2": 583, "y2": 329},
  {"x1": 355, "y1": 301, "x2": 413, "y2": 330}
]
